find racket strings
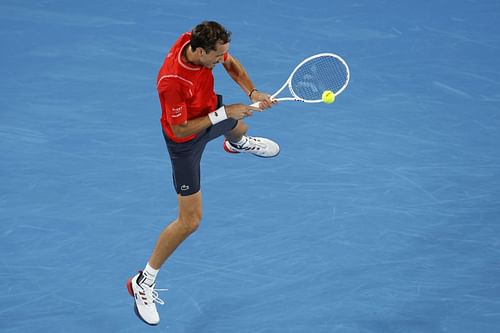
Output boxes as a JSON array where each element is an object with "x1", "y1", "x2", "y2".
[{"x1": 289, "y1": 56, "x2": 349, "y2": 101}]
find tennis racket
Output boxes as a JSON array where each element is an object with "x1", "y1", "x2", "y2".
[{"x1": 251, "y1": 53, "x2": 350, "y2": 107}]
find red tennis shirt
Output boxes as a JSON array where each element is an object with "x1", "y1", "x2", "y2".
[{"x1": 157, "y1": 32, "x2": 228, "y2": 143}]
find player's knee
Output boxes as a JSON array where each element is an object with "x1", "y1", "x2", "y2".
[{"x1": 179, "y1": 211, "x2": 202, "y2": 234}]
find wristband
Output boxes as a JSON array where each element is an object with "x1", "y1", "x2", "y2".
[{"x1": 208, "y1": 106, "x2": 228, "y2": 125}]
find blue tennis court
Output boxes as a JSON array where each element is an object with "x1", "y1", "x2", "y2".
[{"x1": 1, "y1": 1, "x2": 500, "y2": 332}]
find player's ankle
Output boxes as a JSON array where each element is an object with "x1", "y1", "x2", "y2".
[{"x1": 140, "y1": 262, "x2": 159, "y2": 287}]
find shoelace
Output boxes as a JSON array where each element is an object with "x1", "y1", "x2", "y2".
[
  {"x1": 234, "y1": 136, "x2": 264, "y2": 151},
  {"x1": 140, "y1": 284, "x2": 168, "y2": 306}
]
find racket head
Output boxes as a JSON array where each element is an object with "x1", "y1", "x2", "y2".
[{"x1": 287, "y1": 53, "x2": 350, "y2": 103}]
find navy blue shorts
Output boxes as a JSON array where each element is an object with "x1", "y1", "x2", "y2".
[{"x1": 163, "y1": 95, "x2": 238, "y2": 196}]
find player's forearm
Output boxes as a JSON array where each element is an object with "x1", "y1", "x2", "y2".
[
  {"x1": 171, "y1": 104, "x2": 255, "y2": 138},
  {"x1": 171, "y1": 105, "x2": 233, "y2": 138},
  {"x1": 171, "y1": 116, "x2": 213, "y2": 138},
  {"x1": 224, "y1": 56, "x2": 255, "y2": 96}
]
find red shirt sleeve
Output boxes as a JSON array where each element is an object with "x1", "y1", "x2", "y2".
[{"x1": 159, "y1": 79, "x2": 189, "y2": 126}]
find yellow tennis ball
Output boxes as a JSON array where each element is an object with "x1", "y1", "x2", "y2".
[{"x1": 322, "y1": 90, "x2": 335, "y2": 104}]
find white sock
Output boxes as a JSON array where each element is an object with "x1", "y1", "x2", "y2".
[
  {"x1": 142, "y1": 263, "x2": 159, "y2": 286},
  {"x1": 231, "y1": 136, "x2": 248, "y2": 146}
]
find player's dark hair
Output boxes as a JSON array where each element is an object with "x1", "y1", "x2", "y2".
[{"x1": 190, "y1": 21, "x2": 231, "y2": 52}]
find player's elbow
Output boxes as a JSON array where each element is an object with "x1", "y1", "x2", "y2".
[{"x1": 171, "y1": 123, "x2": 189, "y2": 138}]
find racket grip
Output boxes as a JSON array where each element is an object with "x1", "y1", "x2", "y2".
[{"x1": 250, "y1": 98, "x2": 280, "y2": 109}]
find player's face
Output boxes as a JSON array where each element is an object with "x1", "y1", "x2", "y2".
[{"x1": 200, "y1": 42, "x2": 229, "y2": 69}]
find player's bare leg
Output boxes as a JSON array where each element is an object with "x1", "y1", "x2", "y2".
[
  {"x1": 149, "y1": 191, "x2": 203, "y2": 269},
  {"x1": 225, "y1": 120, "x2": 248, "y2": 142},
  {"x1": 127, "y1": 191, "x2": 202, "y2": 325}
]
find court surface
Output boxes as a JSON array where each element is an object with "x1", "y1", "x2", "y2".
[{"x1": 1, "y1": 1, "x2": 500, "y2": 332}]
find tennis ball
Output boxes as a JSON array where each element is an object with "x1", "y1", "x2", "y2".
[{"x1": 322, "y1": 90, "x2": 335, "y2": 104}]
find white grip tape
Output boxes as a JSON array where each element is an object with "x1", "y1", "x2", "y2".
[{"x1": 208, "y1": 106, "x2": 228, "y2": 125}]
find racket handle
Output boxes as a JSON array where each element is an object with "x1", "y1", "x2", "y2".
[
  {"x1": 249, "y1": 98, "x2": 292, "y2": 109},
  {"x1": 249, "y1": 98, "x2": 278, "y2": 109}
]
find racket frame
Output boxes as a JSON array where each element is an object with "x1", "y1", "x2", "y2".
[{"x1": 250, "y1": 53, "x2": 350, "y2": 107}]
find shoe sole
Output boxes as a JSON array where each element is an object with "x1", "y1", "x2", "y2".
[
  {"x1": 126, "y1": 278, "x2": 159, "y2": 326},
  {"x1": 251, "y1": 152, "x2": 280, "y2": 158}
]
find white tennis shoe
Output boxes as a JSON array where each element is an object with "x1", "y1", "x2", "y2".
[
  {"x1": 224, "y1": 135, "x2": 280, "y2": 158},
  {"x1": 126, "y1": 272, "x2": 166, "y2": 326}
]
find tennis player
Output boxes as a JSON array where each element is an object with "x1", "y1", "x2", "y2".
[{"x1": 126, "y1": 21, "x2": 279, "y2": 325}]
